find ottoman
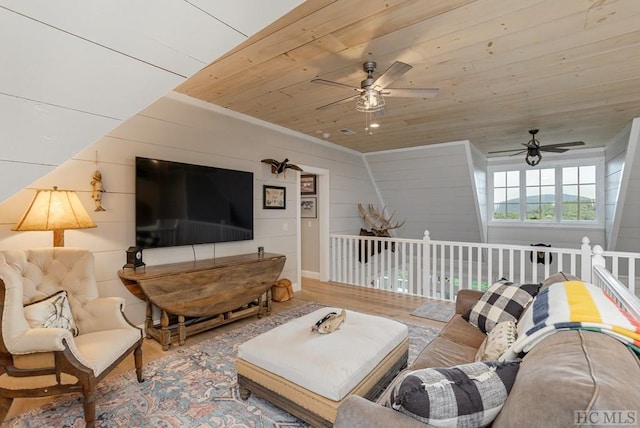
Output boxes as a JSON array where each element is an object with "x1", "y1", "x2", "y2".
[{"x1": 236, "y1": 307, "x2": 409, "y2": 427}]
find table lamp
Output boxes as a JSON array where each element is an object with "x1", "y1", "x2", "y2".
[{"x1": 12, "y1": 186, "x2": 97, "y2": 247}]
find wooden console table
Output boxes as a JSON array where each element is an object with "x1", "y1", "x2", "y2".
[{"x1": 118, "y1": 253, "x2": 286, "y2": 350}]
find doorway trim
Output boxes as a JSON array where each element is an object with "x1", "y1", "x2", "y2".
[{"x1": 297, "y1": 165, "x2": 330, "y2": 289}]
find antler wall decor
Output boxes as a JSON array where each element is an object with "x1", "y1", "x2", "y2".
[
  {"x1": 358, "y1": 203, "x2": 405, "y2": 236},
  {"x1": 357, "y1": 204, "x2": 406, "y2": 263}
]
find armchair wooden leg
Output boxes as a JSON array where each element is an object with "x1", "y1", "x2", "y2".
[
  {"x1": 0, "y1": 395, "x2": 13, "y2": 424},
  {"x1": 134, "y1": 345, "x2": 144, "y2": 383},
  {"x1": 83, "y1": 386, "x2": 96, "y2": 428}
]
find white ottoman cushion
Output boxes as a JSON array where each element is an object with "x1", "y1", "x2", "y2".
[{"x1": 237, "y1": 307, "x2": 408, "y2": 401}]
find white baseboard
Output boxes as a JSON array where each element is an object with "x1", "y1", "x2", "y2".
[{"x1": 302, "y1": 270, "x2": 319, "y2": 280}]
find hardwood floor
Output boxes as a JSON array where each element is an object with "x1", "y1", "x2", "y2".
[{"x1": 5, "y1": 278, "x2": 446, "y2": 420}]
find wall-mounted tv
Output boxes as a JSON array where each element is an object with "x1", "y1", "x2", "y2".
[{"x1": 135, "y1": 157, "x2": 254, "y2": 248}]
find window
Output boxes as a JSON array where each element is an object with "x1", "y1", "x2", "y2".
[
  {"x1": 561, "y1": 166, "x2": 596, "y2": 221},
  {"x1": 525, "y1": 168, "x2": 555, "y2": 220},
  {"x1": 490, "y1": 162, "x2": 601, "y2": 225},
  {"x1": 493, "y1": 171, "x2": 519, "y2": 219}
]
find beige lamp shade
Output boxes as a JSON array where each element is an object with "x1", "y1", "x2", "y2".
[{"x1": 12, "y1": 187, "x2": 97, "y2": 247}]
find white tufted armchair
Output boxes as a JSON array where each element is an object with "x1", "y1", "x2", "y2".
[{"x1": 0, "y1": 248, "x2": 143, "y2": 427}]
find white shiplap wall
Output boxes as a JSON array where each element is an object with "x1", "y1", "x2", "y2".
[
  {"x1": 612, "y1": 117, "x2": 640, "y2": 252},
  {"x1": 0, "y1": 1, "x2": 303, "y2": 203},
  {"x1": 364, "y1": 141, "x2": 483, "y2": 242},
  {"x1": 0, "y1": 92, "x2": 379, "y2": 325},
  {"x1": 605, "y1": 122, "x2": 632, "y2": 250}
]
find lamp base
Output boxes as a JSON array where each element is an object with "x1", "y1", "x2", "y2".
[{"x1": 53, "y1": 229, "x2": 65, "y2": 247}]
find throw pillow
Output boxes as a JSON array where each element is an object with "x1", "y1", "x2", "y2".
[
  {"x1": 23, "y1": 290, "x2": 78, "y2": 336},
  {"x1": 387, "y1": 360, "x2": 521, "y2": 428},
  {"x1": 475, "y1": 320, "x2": 517, "y2": 362},
  {"x1": 464, "y1": 279, "x2": 540, "y2": 334}
]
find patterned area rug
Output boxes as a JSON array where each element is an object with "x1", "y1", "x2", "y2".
[
  {"x1": 5, "y1": 302, "x2": 439, "y2": 428},
  {"x1": 411, "y1": 299, "x2": 456, "y2": 323}
]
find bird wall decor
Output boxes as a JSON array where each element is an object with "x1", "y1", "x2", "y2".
[{"x1": 261, "y1": 158, "x2": 303, "y2": 177}]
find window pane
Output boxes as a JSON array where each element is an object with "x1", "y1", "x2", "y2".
[
  {"x1": 494, "y1": 171, "x2": 506, "y2": 187},
  {"x1": 541, "y1": 185, "x2": 554, "y2": 202},
  {"x1": 580, "y1": 204, "x2": 596, "y2": 220},
  {"x1": 525, "y1": 169, "x2": 540, "y2": 186},
  {"x1": 581, "y1": 184, "x2": 596, "y2": 200},
  {"x1": 563, "y1": 185, "x2": 578, "y2": 202},
  {"x1": 540, "y1": 168, "x2": 555, "y2": 185},
  {"x1": 506, "y1": 204, "x2": 520, "y2": 219},
  {"x1": 562, "y1": 202, "x2": 578, "y2": 220},
  {"x1": 541, "y1": 203, "x2": 555, "y2": 220},
  {"x1": 580, "y1": 165, "x2": 596, "y2": 183},
  {"x1": 506, "y1": 171, "x2": 519, "y2": 186},
  {"x1": 563, "y1": 167, "x2": 578, "y2": 185},
  {"x1": 506, "y1": 187, "x2": 519, "y2": 202},
  {"x1": 526, "y1": 203, "x2": 540, "y2": 220},
  {"x1": 526, "y1": 186, "x2": 539, "y2": 200},
  {"x1": 494, "y1": 188, "x2": 505, "y2": 203}
]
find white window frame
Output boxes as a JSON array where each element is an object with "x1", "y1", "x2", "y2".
[{"x1": 488, "y1": 156, "x2": 605, "y2": 229}]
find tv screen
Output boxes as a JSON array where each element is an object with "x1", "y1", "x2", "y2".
[{"x1": 135, "y1": 157, "x2": 254, "y2": 248}]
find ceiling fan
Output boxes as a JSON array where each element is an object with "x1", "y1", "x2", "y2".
[
  {"x1": 311, "y1": 61, "x2": 439, "y2": 113},
  {"x1": 488, "y1": 129, "x2": 585, "y2": 166}
]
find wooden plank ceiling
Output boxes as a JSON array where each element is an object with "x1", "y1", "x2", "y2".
[{"x1": 176, "y1": 0, "x2": 640, "y2": 155}]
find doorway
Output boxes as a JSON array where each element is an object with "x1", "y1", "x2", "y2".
[{"x1": 297, "y1": 166, "x2": 330, "y2": 290}]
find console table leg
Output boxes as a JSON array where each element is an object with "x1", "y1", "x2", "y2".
[
  {"x1": 160, "y1": 310, "x2": 171, "y2": 351},
  {"x1": 266, "y1": 288, "x2": 272, "y2": 316},
  {"x1": 257, "y1": 295, "x2": 263, "y2": 318},
  {"x1": 178, "y1": 315, "x2": 186, "y2": 346},
  {"x1": 144, "y1": 302, "x2": 153, "y2": 339}
]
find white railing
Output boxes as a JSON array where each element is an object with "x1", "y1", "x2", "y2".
[
  {"x1": 591, "y1": 249, "x2": 640, "y2": 321},
  {"x1": 330, "y1": 231, "x2": 640, "y2": 302}
]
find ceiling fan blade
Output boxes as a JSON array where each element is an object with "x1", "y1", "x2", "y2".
[
  {"x1": 509, "y1": 150, "x2": 526, "y2": 157},
  {"x1": 382, "y1": 88, "x2": 440, "y2": 98},
  {"x1": 316, "y1": 94, "x2": 360, "y2": 110},
  {"x1": 488, "y1": 148, "x2": 528, "y2": 154},
  {"x1": 541, "y1": 141, "x2": 585, "y2": 148},
  {"x1": 539, "y1": 147, "x2": 569, "y2": 153},
  {"x1": 372, "y1": 61, "x2": 412, "y2": 91},
  {"x1": 311, "y1": 78, "x2": 363, "y2": 92}
]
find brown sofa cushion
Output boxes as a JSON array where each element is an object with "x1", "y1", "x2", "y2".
[
  {"x1": 411, "y1": 335, "x2": 479, "y2": 370},
  {"x1": 493, "y1": 330, "x2": 640, "y2": 427},
  {"x1": 439, "y1": 315, "x2": 487, "y2": 349}
]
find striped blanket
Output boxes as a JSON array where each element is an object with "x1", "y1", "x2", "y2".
[{"x1": 504, "y1": 281, "x2": 640, "y2": 359}]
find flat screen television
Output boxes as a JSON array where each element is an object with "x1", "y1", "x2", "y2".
[{"x1": 135, "y1": 157, "x2": 254, "y2": 248}]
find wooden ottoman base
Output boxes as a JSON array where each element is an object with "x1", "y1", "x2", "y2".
[{"x1": 237, "y1": 337, "x2": 408, "y2": 427}]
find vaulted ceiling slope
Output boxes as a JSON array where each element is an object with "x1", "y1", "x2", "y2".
[
  {"x1": 176, "y1": 0, "x2": 640, "y2": 155},
  {"x1": 0, "y1": 1, "x2": 303, "y2": 203}
]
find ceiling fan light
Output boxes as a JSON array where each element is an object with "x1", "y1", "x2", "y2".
[
  {"x1": 355, "y1": 89, "x2": 385, "y2": 112},
  {"x1": 526, "y1": 147, "x2": 542, "y2": 166}
]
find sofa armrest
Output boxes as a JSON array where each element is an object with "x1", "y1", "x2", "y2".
[
  {"x1": 334, "y1": 396, "x2": 429, "y2": 428},
  {"x1": 455, "y1": 289, "x2": 483, "y2": 315}
]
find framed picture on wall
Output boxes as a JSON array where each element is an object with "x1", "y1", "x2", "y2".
[
  {"x1": 300, "y1": 174, "x2": 316, "y2": 195},
  {"x1": 301, "y1": 196, "x2": 317, "y2": 218},
  {"x1": 263, "y1": 185, "x2": 286, "y2": 209}
]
